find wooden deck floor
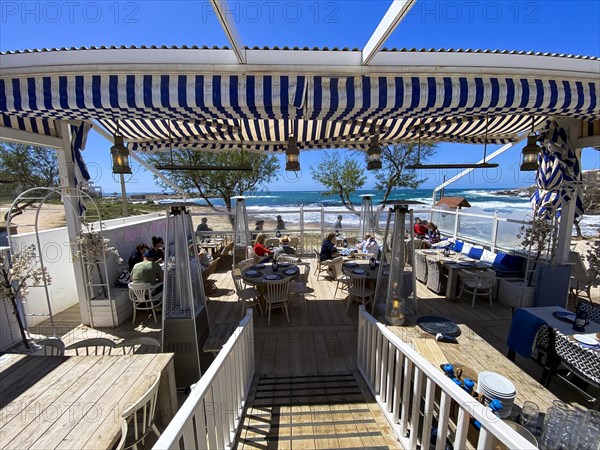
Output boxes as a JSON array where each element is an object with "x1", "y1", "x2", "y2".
[{"x1": 29, "y1": 257, "x2": 590, "y2": 399}]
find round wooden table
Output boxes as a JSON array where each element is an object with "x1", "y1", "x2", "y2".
[
  {"x1": 241, "y1": 262, "x2": 300, "y2": 286},
  {"x1": 342, "y1": 260, "x2": 385, "y2": 280}
]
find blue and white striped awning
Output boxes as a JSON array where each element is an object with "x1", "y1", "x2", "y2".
[{"x1": 1, "y1": 73, "x2": 598, "y2": 152}]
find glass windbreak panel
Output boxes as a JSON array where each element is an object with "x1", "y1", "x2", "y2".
[
  {"x1": 456, "y1": 214, "x2": 493, "y2": 244},
  {"x1": 496, "y1": 220, "x2": 527, "y2": 250},
  {"x1": 431, "y1": 210, "x2": 455, "y2": 235}
]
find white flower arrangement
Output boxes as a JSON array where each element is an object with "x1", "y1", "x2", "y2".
[{"x1": 71, "y1": 228, "x2": 122, "y2": 274}]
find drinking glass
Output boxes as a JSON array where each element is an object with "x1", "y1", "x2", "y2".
[
  {"x1": 557, "y1": 409, "x2": 585, "y2": 449},
  {"x1": 540, "y1": 406, "x2": 567, "y2": 450},
  {"x1": 574, "y1": 421, "x2": 600, "y2": 450},
  {"x1": 519, "y1": 401, "x2": 540, "y2": 434}
]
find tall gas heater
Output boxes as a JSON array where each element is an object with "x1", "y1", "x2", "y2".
[{"x1": 162, "y1": 205, "x2": 211, "y2": 388}]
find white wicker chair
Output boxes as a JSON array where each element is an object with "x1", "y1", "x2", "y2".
[{"x1": 128, "y1": 282, "x2": 163, "y2": 323}]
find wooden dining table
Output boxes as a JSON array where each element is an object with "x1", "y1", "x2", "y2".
[
  {"x1": 418, "y1": 249, "x2": 491, "y2": 300},
  {"x1": 241, "y1": 262, "x2": 300, "y2": 286},
  {"x1": 0, "y1": 353, "x2": 177, "y2": 450}
]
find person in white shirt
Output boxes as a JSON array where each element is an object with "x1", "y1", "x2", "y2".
[{"x1": 358, "y1": 234, "x2": 378, "y2": 257}]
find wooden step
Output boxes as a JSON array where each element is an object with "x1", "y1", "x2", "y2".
[{"x1": 235, "y1": 372, "x2": 401, "y2": 450}]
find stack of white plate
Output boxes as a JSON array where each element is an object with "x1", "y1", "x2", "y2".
[{"x1": 477, "y1": 371, "x2": 516, "y2": 418}]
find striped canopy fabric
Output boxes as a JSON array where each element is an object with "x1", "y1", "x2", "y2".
[
  {"x1": 530, "y1": 121, "x2": 584, "y2": 220},
  {"x1": 1, "y1": 74, "x2": 598, "y2": 152}
]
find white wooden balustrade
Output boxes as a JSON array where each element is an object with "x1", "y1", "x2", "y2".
[
  {"x1": 153, "y1": 309, "x2": 255, "y2": 450},
  {"x1": 357, "y1": 306, "x2": 537, "y2": 450}
]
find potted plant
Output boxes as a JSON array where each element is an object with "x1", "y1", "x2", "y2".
[
  {"x1": 71, "y1": 225, "x2": 122, "y2": 300},
  {"x1": 0, "y1": 245, "x2": 52, "y2": 349}
]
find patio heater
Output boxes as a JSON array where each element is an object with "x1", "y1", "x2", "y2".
[
  {"x1": 162, "y1": 205, "x2": 211, "y2": 388},
  {"x1": 358, "y1": 194, "x2": 375, "y2": 239},
  {"x1": 373, "y1": 202, "x2": 420, "y2": 325},
  {"x1": 233, "y1": 196, "x2": 251, "y2": 267}
]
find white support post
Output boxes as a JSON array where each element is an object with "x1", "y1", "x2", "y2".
[
  {"x1": 210, "y1": 0, "x2": 247, "y2": 64},
  {"x1": 362, "y1": 0, "x2": 416, "y2": 65},
  {"x1": 57, "y1": 122, "x2": 92, "y2": 326}
]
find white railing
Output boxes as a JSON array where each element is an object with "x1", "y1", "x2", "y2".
[
  {"x1": 357, "y1": 307, "x2": 536, "y2": 450},
  {"x1": 153, "y1": 310, "x2": 255, "y2": 450}
]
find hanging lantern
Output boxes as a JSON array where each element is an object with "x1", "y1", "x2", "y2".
[
  {"x1": 285, "y1": 136, "x2": 300, "y2": 171},
  {"x1": 520, "y1": 134, "x2": 542, "y2": 171},
  {"x1": 110, "y1": 134, "x2": 131, "y2": 174},
  {"x1": 367, "y1": 136, "x2": 382, "y2": 170}
]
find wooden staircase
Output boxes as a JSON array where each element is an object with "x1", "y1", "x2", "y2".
[{"x1": 235, "y1": 372, "x2": 401, "y2": 449}]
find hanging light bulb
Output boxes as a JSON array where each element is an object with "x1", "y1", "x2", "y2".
[
  {"x1": 285, "y1": 135, "x2": 300, "y2": 171},
  {"x1": 110, "y1": 122, "x2": 131, "y2": 174},
  {"x1": 367, "y1": 135, "x2": 382, "y2": 170},
  {"x1": 520, "y1": 117, "x2": 542, "y2": 172}
]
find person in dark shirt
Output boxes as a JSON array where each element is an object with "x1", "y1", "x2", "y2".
[
  {"x1": 275, "y1": 215, "x2": 286, "y2": 230},
  {"x1": 320, "y1": 232, "x2": 339, "y2": 261},
  {"x1": 152, "y1": 236, "x2": 165, "y2": 262},
  {"x1": 196, "y1": 217, "x2": 212, "y2": 239},
  {"x1": 128, "y1": 243, "x2": 149, "y2": 272},
  {"x1": 334, "y1": 215, "x2": 343, "y2": 229}
]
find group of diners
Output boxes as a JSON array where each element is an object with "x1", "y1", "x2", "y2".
[
  {"x1": 413, "y1": 217, "x2": 441, "y2": 247},
  {"x1": 319, "y1": 232, "x2": 379, "y2": 262},
  {"x1": 253, "y1": 232, "x2": 297, "y2": 262}
]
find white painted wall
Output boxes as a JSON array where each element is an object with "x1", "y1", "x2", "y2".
[{"x1": 6, "y1": 213, "x2": 167, "y2": 329}]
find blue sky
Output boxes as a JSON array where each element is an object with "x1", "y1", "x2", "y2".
[{"x1": 1, "y1": 0, "x2": 599, "y2": 193}]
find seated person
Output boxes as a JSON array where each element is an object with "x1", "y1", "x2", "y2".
[
  {"x1": 273, "y1": 235, "x2": 296, "y2": 260},
  {"x1": 358, "y1": 233, "x2": 378, "y2": 257},
  {"x1": 253, "y1": 232, "x2": 273, "y2": 261},
  {"x1": 151, "y1": 236, "x2": 165, "y2": 262},
  {"x1": 196, "y1": 217, "x2": 212, "y2": 239},
  {"x1": 128, "y1": 243, "x2": 149, "y2": 272},
  {"x1": 252, "y1": 219, "x2": 264, "y2": 240},
  {"x1": 320, "y1": 232, "x2": 339, "y2": 262},
  {"x1": 414, "y1": 218, "x2": 428, "y2": 237},
  {"x1": 131, "y1": 249, "x2": 164, "y2": 294},
  {"x1": 426, "y1": 222, "x2": 441, "y2": 244}
]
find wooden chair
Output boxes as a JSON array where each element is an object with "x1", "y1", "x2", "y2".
[
  {"x1": 331, "y1": 256, "x2": 349, "y2": 297},
  {"x1": 313, "y1": 247, "x2": 332, "y2": 280},
  {"x1": 346, "y1": 273, "x2": 374, "y2": 312},
  {"x1": 36, "y1": 338, "x2": 65, "y2": 356},
  {"x1": 246, "y1": 246, "x2": 260, "y2": 263},
  {"x1": 118, "y1": 374, "x2": 162, "y2": 450},
  {"x1": 289, "y1": 264, "x2": 310, "y2": 310},
  {"x1": 232, "y1": 274, "x2": 263, "y2": 319},
  {"x1": 65, "y1": 338, "x2": 116, "y2": 355},
  {"x1": 345, "y1": 236, "x2": 358, "y2": 247},
  {"x1": 118, "y1": 337, "x2": 161, "y2": 355},
  {"x1": 264, "y1": 277, "x2": 292, "y2": 326},
  {"x1": 288, "y1": 235, "x2": 300, "y2": 249},
  {"x1": 569, "y1": 251, "x2": 594, "y2": 300},
  {"x1": 202, "y1": 257, "x2": 221, "y2": 294},
  {"x1": 128, "y1": 282, "x2": 163, "y2": 323},
  {"x1": 216, "y1": 241, "x2": 234, "y2": 268},
  {"x1": 458, "y1": 269, "x2": 496, "y2": 307},
  {"x1": 265, "y1": 237, "x2": 280, "y2": 248}
]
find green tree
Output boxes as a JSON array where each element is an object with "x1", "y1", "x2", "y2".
[
  {"x1": 146, "y1": 149, "x2": 280, "y2": 223},
  {"x1": 0, "y1": 142, "x2": 60, "y2": 221},
  {"x1": 310, "y1": 150, "x2": 366, "y2": 211},
  {"x1": 0, "y1": 142, "x2": 59, "y2": 193},
  {"x1": 374, "y1": 143, "x2": 437, "y2": 203}
]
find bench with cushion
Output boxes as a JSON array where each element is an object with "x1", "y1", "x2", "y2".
[{"x1": 451, "y1": 240, "x2": 524, "y2": 277}]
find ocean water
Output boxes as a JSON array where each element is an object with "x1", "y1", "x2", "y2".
[{"x1": 161, "y1": 188, "x2": 599, "y2": 238}]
